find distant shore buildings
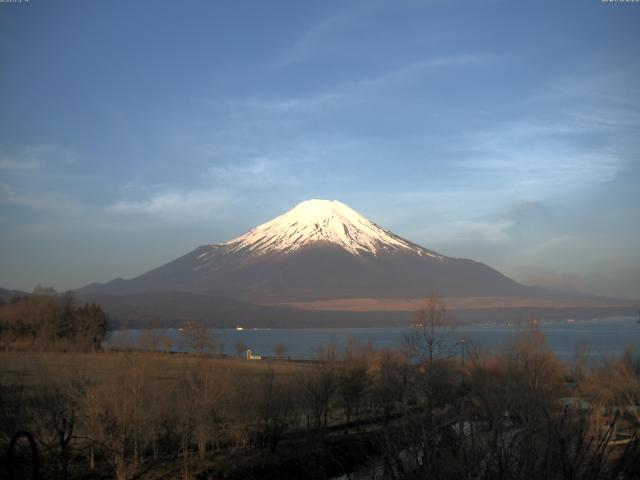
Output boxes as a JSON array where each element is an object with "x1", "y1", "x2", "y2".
[{"x1": 246, "y1": 349, "x2": 261, "y2": 360}]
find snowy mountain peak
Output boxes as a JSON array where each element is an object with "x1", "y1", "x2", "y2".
[{"x1": 222, "y1": 199, "x2": 442, "y2": 258}]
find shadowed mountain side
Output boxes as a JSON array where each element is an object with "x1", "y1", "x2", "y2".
[
  {"x1": 77, "y1": 245, "x2": 217, "y2": 295},
  {"x1": 77, "y1": 291, "x2": 638, "y2": 329},
  {"x1": 76, "y1": 290, "x2": 408, "y2": 328},
  {"x1": 78, "y1": 243, "x2": 540, "y2": 302},
  {"x1": 76, "y1": 200, "x2": 635, "y2": 313}
]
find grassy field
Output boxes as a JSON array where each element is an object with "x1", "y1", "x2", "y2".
[
  {"x1": 2, "y1": 344, "x2": 638, "y2": 480},
  {"x1": 0, "y1": 350, "x2": 308, "y2": 387},
  {"x1": 0, "y1": 351, "x2": 317, "y2": 479}
]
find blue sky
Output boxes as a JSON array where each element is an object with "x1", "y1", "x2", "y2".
[{"x1": 1, "y1": 0, "x2": 638, "y2": 298}]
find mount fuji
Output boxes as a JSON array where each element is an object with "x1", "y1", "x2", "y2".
[
  {"x1": 77, "y1": 200, "x2": 629, "y2": 326},
  {"x1": 80, "y1": 199, "x2": 529, "y2": 300}
]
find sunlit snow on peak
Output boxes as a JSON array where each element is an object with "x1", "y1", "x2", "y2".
[{"x1": 222, "y1": 199, "x2": 442, "y2": 258}]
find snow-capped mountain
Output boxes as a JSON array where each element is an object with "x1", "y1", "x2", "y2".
[
  {"x1": 221, "y1": 199, "x2": 441, "y2": 258},
  {"x1": 79, "y1": 199, "x2": 533, "y2": 303}
]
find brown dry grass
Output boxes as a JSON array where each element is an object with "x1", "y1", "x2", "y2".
[{"x1": 0, "y1": 350, "x2": 308, "y2": 388}]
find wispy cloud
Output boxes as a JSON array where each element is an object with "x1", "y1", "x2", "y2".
[
  {"x1": 516, "y1": 265, "x2": 585, "y2": 291},
  {"x1": 276, "y1": 10, "x2": 360, "y2": 68},
  {"x1": 106, "y1": 157, "x2": 307, "y2": 223},
  {"x1": 356, "y1": 54, "x2": 500, "y2": 90},
  {"x1": 456, "y1": 152, "x2": 620, "y2": 189},
  {"x1": 0, "y1": 147, "x2": 41, "y2": 172},
  {"x1": 443, "y1": 219, "x2": 515, "y2": 245},
  {"x1": 570, "y1": 109, "x2": 640, "y2": 130},
  {"x1": 3, "y1": 144, "x2": 76, "y2": 165},
  {"x1": 207, "y1": 157, "x2": 302, "y2": 188},
  {"x1": 0, "y1": 144, "x2": 79, "y2": 173},
  {"x1": 0, "y1": 158, "x2": 41, "y2": 170},
  {"x1": 450, "y1": 120, "x2": 623, "y2": 196},
  {"x1": 227, "y1": 93, "x2": 341, "y2": 115},
  {"x1": 0, "y1": 181, "x2": 86, "y2": 217},
  {"x1": 107, "y1": 189, "x2": 233, "y2": 223},
  {"x1": 220, "y1": 52, "x2": 498, "y2": 136}
]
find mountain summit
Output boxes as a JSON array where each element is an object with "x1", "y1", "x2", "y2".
[
  {"x1": 223, "y1": 199, "x2": 441, "y2": 258},
  {"x1": 79, "y1": 199, "x2": 532, "y2": 303}
]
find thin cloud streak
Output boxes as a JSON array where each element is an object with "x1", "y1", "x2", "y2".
[
  {"x1": 0, "y1": 144, "x2": 77, "y2": 171},
  {"x1": 207, "y1": 157, "x2": 302, "y2": 188},
  {"x1": 227, "y1": 93, "x2": 342, "y2": 115},
  {"x1": 0, "y1": 158, "x2": 41, "y2": 170},
  {"x1": 107, "y1": 189, "x2": 233, "y2": 223},
  {"x1": 357, "y1": 54, "x2": 501, "y2": 90},
  {"x1": 275, "y1": 4, "x2": 383, "y2": 68},
  {"x1": 0, "y1": 181, "x2": 86, "y2": 217}
]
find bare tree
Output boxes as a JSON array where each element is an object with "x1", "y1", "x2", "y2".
[
  {"x1": 371, "y1": 348, "x2": 408, "y2": 425},
  {"x1": 158, "y1": 332, "x2": 174, "y2": 354},
  {"x1": 180, "y1": 321, "x2": 217, "y2": 354},
  {"x1": 304, "y1": 342, "x2": 338, "y2": 429},
  {"x1": 0, "y1": 383, "x2": 27, "y2": 449},
  {"x1": 253, "y1": 369, "x2": 301, "y2": 451},
  {"x1": 274, "y1": 343, "x2": 288, "y2": 357},
  {"x1": 338, "y1": 338, "x2": 372, "y2": 428},
  {"x1": 29, "y1": 382, "x2": 78, "y2": 480},
  {"x1": 183, "y1": 360, "x2": 228, "y2": 459},
  {"x1": 612, "y1": 352, "x2": 640, "y2": 424},
  {"x1": 234, "y1": 340, "x2": 248, "y2": 357},
  {"x1": 78, "y1": 382, "x2": 101, "y2": 471},
  {"x1": 174, "y1": 378, "x2": 196, "y2": 480},
  {"x1": 402, "y1": 294, "x2": 456, "y2": 367},
  {"x1": 137, "y1": 329, "x2": 160, "y2": 351},
  {"x1": 96, "y1": 355, "x2": 151, "y2": 480}
]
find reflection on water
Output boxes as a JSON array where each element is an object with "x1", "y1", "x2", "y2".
[{"x1": 108, "y1": 316, "x2": 640, "y2": 362}]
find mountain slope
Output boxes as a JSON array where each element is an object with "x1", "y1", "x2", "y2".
[
  {"x1": 0, "y1": 287, "x2": 29, "y2": 302},
  {"x1": 79, "y1": 199, "x2": 538, "y2": 302}
]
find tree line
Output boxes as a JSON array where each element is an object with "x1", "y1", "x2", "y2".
[
  {"x1": 1, "y1": 329, "x2": 640, "y2": 479},
  {"x1": 1, "y1": 295, "x2": 639, "y2": 479},
  {"x1": 0, "y1": 288, "x2": 109, "y2": 352}
]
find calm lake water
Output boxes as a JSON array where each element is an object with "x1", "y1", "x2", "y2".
[{"x1": 109, "y1": 316, "x2": 640, "y2": 362}]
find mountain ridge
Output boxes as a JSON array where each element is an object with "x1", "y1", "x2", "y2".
[
  {"x1": 221, "y1": 199, "x2": 442, "y2": 258},
  {"x1": 75, "y1": 199, "x2": 635, "y2": 325},
  {"x1": 79, "y1": 199, "x2": 524, "y2": 301}
]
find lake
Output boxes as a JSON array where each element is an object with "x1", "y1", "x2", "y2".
[{"x1": 108, "y1": 316, "x2": 640, "y2": 362}]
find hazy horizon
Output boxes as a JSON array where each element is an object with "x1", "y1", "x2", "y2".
[{"x1": 1, "y1": 1, "x2": 639, "y2": 298}]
